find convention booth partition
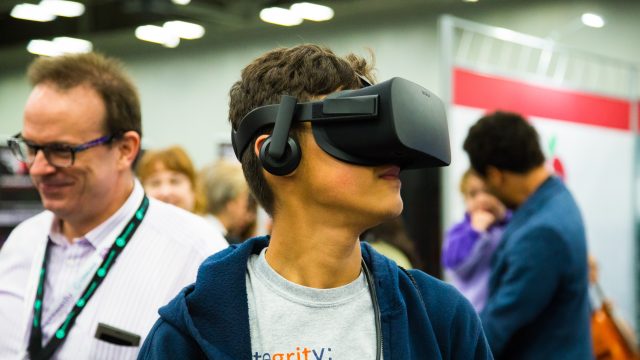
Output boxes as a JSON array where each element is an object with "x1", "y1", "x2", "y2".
[{"x1": 440, "y1": 15, "x2": 640, "y2": 332}]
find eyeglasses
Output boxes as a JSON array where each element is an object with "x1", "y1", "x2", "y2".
[{"x1": 7, "y1": 133, "x2": 118, "y2": 168}]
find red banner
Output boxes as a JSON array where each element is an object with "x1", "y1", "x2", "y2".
[{"x1": 453, "y1": 68, "x2": 632, "y2": 131}]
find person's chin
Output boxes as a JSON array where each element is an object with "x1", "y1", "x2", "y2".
[
  {"x1": 41, "y1": 198, "x2": 74, "y2": 218},
  {"x1": 495, "y1": 194, "x2": 516, "y2": 209},
  {"x1": 374, "y1": 197, "x2": 403, "y2": 221},
  {"x1": 389, "y1": 201, "x2": 404, "y2": 218}
]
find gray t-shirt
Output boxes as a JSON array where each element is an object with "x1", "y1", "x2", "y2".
[{"x1": 246, "y1": 248, "x2": 379, "y2": 360}]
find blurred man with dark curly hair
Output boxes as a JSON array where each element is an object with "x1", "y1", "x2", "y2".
[{"x1": 464, "y1": 111, "x2": 591, "y2": 359}]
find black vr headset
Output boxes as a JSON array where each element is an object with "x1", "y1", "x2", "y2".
[{"x1": 231, "y1": 77, "x2": 451, "y2": 176}]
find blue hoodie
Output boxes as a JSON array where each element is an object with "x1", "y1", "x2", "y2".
[{"x1": 138, "y1": 237, "x2": 493, "y2": 359}]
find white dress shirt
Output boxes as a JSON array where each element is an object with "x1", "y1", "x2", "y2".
[
  {"x1": 203, "y1": 213, "x2": 228, "y2": 236},
  {"x1": 0, "y1": 180, "x2": 228, "y2": 359}
]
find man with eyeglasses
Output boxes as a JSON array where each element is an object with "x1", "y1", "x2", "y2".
[{"x1": 0, "y1": 53, "x2": 228, "y2": 360}]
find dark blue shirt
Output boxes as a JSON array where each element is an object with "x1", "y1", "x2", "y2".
[
  {"x1": 138, "y1": 237, "x2": 493, "y2": 359},
  {"x1": 480, "y1": 176, "x2": 592, "y2": 359}
]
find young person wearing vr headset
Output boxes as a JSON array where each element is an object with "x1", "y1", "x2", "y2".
[{"x1": 139, "y1": 44, "x2": 491, "y2": 359}]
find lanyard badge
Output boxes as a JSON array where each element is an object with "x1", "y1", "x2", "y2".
[{"x1": 28, "y1": 195, "x2": 150, "y2": 360}]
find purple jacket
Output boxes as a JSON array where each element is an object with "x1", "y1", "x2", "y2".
[{"x1": 442, "y1": 212, "x2": 510, "y2": 312}]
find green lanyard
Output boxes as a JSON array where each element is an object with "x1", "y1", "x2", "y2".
[{"x1": 28, "y1": 195, "x2": 149, "y2": 360}]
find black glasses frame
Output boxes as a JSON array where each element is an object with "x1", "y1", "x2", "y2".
[{"x1": 7, "y1": 133, "x2": 119, "y2": 168}]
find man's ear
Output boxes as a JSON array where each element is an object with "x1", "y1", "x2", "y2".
[
  {"x1": 254, "y1": 134, "x2": 270, "y2": 157},
  {"x1": 485, "y1": 166, "x2": 503, "y2": 186},
  {"x1": 117, "y1": 131, "x2": 141, "y2": 169}
]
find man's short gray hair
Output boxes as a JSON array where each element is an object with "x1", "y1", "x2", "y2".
[{"x1": 200, "y1": 160, "x2": 248, "y2": 215}]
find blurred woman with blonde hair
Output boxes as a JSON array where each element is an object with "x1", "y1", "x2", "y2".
[{"x1": 137, "y1": 145, "x2": 206, "y2": 214}]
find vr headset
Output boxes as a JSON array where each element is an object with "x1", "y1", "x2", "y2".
[{"x1": 231, "y1": 77, "x2": 451, "y2": 176}]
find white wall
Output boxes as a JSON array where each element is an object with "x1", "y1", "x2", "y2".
[{"x1": 0, "y1": 71, "x2": 30, "y2": 141}]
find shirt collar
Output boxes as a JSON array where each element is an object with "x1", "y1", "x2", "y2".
[{"x1": 48, "y1": 179, "x2": 145, "y2": 249}]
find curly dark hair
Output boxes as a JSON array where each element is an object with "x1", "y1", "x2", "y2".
[
  {"x1": 228, "y1": 44, "x2": 375, "y2": 215},
  {"x1": 463, "y1": 111, "x2": 545, "y2": 176}
]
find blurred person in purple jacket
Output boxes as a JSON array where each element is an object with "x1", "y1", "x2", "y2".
[{"x1": 442, "y1": 169, "x2": 511, "y2": 312}]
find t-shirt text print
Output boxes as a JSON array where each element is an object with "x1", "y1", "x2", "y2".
[{"x1": 253, "y1": 346, "x2": 334, "y2": 360}]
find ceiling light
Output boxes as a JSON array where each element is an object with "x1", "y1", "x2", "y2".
[
  {"x1": 171, "y1": 0, "x2": 191, "y2": 4},
  {"x1": 26, "y1": 37, "x2": 93, "y2": 57},
  {"x1": 463, "y1": 0, "x2": 479, "y2": 2},
  {"x1": 289, "y1": 2, "x2": 334, "y2": 22},
  {"x1": 164, "y1": 20, "x2": 205, "y2": 40},
  {"x1": 53, "y1": 37, "x2": 92, "y2": 53},
  {"x1": 260, "y1": 7, "x2": 303, "y2": 26},
  {"x1": 135, "y1": 25, "x2": 180, "y2": 48},
  {"x1": 39, "y1": 0, "x2": 85, "y2": 17},
  {"x1": 27, "y1": 40, "x2": 61, "y2": 56},
  {"x1": 581, "y1": 13, "x2": 605, "y2": 28},
  {"x1": 11, "y1": 3, "x2": 56, "y2": 22}
]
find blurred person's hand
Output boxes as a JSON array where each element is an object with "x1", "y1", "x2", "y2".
[
  {"x1": 463, "y1": 171, "x2": 507, "y2": 225},
  {"x1": 479, "y1": 193, "x2": 507, "y2": 222},
  {"x1": 470, "y1": 210, "x2": 496, "y2": 232}
]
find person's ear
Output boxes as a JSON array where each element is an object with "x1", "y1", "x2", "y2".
[
  {"x1": 254, "y1": 134, "x2": 269, "y2": 157},
  {"x1": 117, "y1": 131, "x2": 140, "y2": 169},
  {"x1": 485, "y1": 166, "x2": 503, "y2": 187}
]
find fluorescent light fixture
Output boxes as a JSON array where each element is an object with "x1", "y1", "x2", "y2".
[
  {"x1": 53, "y1": 37, "x2": 92, "y2": 53},
  {"x1": 581, "y1": 13, "x2": 605, "y2": 28},
  {"x1": 260, "y1": 7, "x2": 303, "y2": 26},
  {"x1": 164, "y1": 20, "x2": 205, "y2": 40},
  {"x1": 290, "y1": 2, "x2": 334, "y2": 22},
  {"x1": 40, "y1": 0, "x2": 85, "y2": 17},
  {"x1": 135, "y1": 25, "x2": 180, "y2": 48},
  {"x1": 27, "y1": 37, "x2": 92, "y2": 57},
  {"x1": 462, "y1": 0, "x2": 479, "y2": 2},
  {"x1": 11, "y1": 3, "x2": 56, "y2": 22},
  {"x1": 171, "y1": 0, "x2": 191, "y2": 4},
  {"x1": 27, "y1": 39, "x2": 62, "y2": 56}
]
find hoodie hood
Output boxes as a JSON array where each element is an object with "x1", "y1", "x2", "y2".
[{"x1": 157, "y1": 236, "x2": 404, "y2": 359}]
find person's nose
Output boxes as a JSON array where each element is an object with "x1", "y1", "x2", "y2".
[
  {"x1": 28, "y1": 150, "x2": 56, "y2": 176},
  {"x1": 156, "y1": 183, "x2": 175, "y2": 201}
]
